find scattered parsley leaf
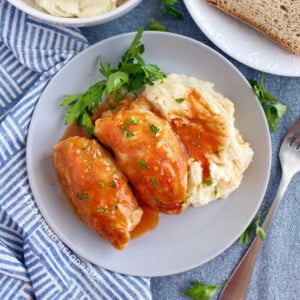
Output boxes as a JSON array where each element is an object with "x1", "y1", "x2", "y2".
[
  {"x1": 151, "y1": 177, "x2": 157, "y2": 185},
  {"x1": 96, "y1": 207, "x2": 106, "y2": 213},
  {"x1": 109, "y1": 181, "x2": 117, "y2": 187},
  {"x1": 175, "y1": 97, "x2": 185, "y2": 103},
  {"x1": 76, "y1": 193, "x2": 88, "y2": 201},
  {"x1": 159, "y1": 0, "x2": 183, "y2": 19},
  {"x1": 61, "y1": 27, "x2": 166, "y2": 135},
  {"x1": 238, "y1": 208, "x2": 269, "y2": 244},
  {"x1": 204, "y1": 178, "x2": 213, "y2": 186},
  {"x1": 150, "y1": 123, "x2": 160, "y2": 136},
  {"x1": 98, "y1": 181, "x2": 105, "y2": 187},
  {"x1": 139, "y1": 159, "x2": 148, "y2": 169},
  {"x1": 128, "y1": 117, "x2": 139, "y2": 124},
  {"x1": 185, "y1": 281, "x2": 224, "y2": 300},
  {"x1": 149, "y1": 0, "x2": 183, "y2": 31},
  {"x1": 249, "y1": 73, "x2": 287, "y2": 131},
  {"x1": 149, "y1": 18, "x2": 168, "y2": 31},
  {"x1": 213, "y1": 186, "x2": 218, "y2": 197}
]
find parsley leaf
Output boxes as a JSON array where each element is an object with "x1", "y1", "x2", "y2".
[
  {"x1": 249, "y1": 73, "x2": 287, "y2": 131},
  {"x1": 149, "y1": 0, "x2": 183, "y2": 32},
  {"x1": 185, "y1": 281, "x2": 224, "y2": 300},
  {"x1": 238, "y1": 208, "x2": 269, "y2": 244},
  {"x1": 60, "y1": 27, "x2": 166, "y2": 135},
  {"x1": 149, "y1": 18, "x2": 168, "y2": 31},
  {"x1": 159, "y1": 0, "x2": 183, "y2": 19}
]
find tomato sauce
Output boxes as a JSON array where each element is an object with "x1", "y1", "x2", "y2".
[
  {"x1": 131, "y1": 203, "x2": 160, "y2": 239},
  {"x1": 170, "y1": 89, "x2": 221, "y2": 179},
  {"x1": 60, "y1": 122, "x2": 159, "y2": 238}
]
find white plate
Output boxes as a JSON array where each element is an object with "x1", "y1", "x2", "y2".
[
  {"x1": 183, "y1": 0, "x2": 300, "y2": 77},
  {"x1": 27, "y1": 31, "x2": 271, "y2": 277}
]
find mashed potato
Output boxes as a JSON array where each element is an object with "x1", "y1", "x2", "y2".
[
  {"x1": 143, "y1": 73, "x2": 254, "y2": 206},
  {"x1": 34, "y1": 0, "x2": 119, "y2": 18}
]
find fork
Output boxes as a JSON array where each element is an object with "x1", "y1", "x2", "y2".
[{"x1": 219, "y1": 117, "x2": 300, "y2": 300}]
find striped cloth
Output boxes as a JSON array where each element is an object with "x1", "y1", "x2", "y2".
[{"x1": 0, "y1": 1, "x2": 151, "y2": 299}]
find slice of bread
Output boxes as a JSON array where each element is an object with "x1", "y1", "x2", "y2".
[{"x1": 207, "y1": 0, "x2": 300, "y2": 55}]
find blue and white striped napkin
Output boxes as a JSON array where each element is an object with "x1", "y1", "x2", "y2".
[{"x1": 0, "y1": 1, "x2": 151, "y2": 299}]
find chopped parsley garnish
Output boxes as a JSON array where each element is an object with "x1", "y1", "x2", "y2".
[
  {"x1": 87, "y1": 164, "x2": 92, "y2": 170},
  {"x1": 128, "y1": 117, "x2": 139, "y2": 124},
  {"x1": 213, "y1": 186, "x2": 218, "y2": 197},
  {"x1": 98, "y1": 181, "x2": 105, "y2": 188},
  {"x1": 175, "y1": 97, "x2": 185, "y2": 103},
  {"x1": 121, "y1": 127, "x2": 135, "y2": 138},
  {"x1": 109, "y1": 181, "x2": 117, "y2": 187},
  {"x1": 179, "y1": 195, "x2": 190, "y2": 205},
  {"x1": 150, "y1": 177, "x2": 157, "y2": 185},
  {"x1": 96, "y1": 207, "x2": 106, "y2": 213},
  {"x1": 204, "y1": 178, "x2": 213, "y2": 186},
  {"x1": 197, "y1": 133, "x2": 201, "y2": 139},
  {"x1": 139, "y1": 159, "x2": 148, "y2": 170},
  {"x1": 76, "y1": 192, "x2": 88, "y2": 201},
  {"x1": 121, "y1": 122, "x2": 135, "y2": 138},
  {"x1": 60, "y1": 27, "x2": 165, "y2": 135},
  {"x1": 150, "y1": 123, "x2": 160, "y2": 136}
]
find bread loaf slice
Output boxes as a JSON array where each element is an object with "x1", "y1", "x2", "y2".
[{"x1": 207, "y1": 0, "x2": 300, "y2": 55}]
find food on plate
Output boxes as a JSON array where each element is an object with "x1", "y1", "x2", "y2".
[
  {"x1": 207, "y1": 0, "x2": 300, "y2": 55},
  {"x1": 53, "y1": 136, "x2": 143, "y2": 250},
  {"x1": 56, "y1": 29, "x2": 253, "y2": 249},
  {"x1": 94, "y1": 97, "x2": 188, "y2": 214},
  {"x1": 143, "y1": 74, "x2": 254, "y2": 206},
  {"x1": 34, "y1": 0, "x2": 121, "y2": 18}
]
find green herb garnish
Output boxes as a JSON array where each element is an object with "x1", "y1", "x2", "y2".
[
  {"x1": 128, "y1": 117, "x2": 139, "y2": 124},
  {"x1": 60, "y1": 27, "x2": 165, "y2": 135},
  {"x1": 238, "y1": 208, "x2": 269, "y2": 244},
  {"x1": 185, "y1": 281, "x2": 225, "y2": 300},
  {"x1": 109, "y1": 181, "x2": 117, "y2": 187},
  {"x1": 149, "y1": 0, "x2": 183, "y2": 31},
  {"x1": 150, "y1": 123, "x2": 160, "y2": 136},
  {"x1": 98, "y1": 181, "x2": 105, "y2": 188},
  {"x1": 96, "y1": 207, "x2": 106, "y2": 213},
  {"x1": 249, "y1": 73, "x2": 287, "y2": 131},
  {"x1": 159, "y1": 0, "x2": 183, "y2": 19},
  {"x1": 149, "y1": 18, "x2": 168, "y2": 31},
  {"x1": 150, "y1": 177, "x2": 157, "y2": 185},
  {"x1": 139, "y1": 159, "x2": 148, "y2": 170},
  {"x1": 175, "y1": 97, "x2": 185, "y2": 103},
  {"x1": 76, "y1": 192, "x2": 88, "y2": 201},
  {"x1": 204, "y1": 178, "x2": 213, "y2": 186},
  {"x1": 121, "y1": 123, "x2": 135, "y2": 138}
]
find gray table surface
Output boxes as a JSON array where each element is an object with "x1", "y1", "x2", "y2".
[{"x1": 81, "y1": 1, "x2": 300, "y2": 299}]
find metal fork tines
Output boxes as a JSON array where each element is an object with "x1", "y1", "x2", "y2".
[{"x1": 219, "y1": 117, "x2": 300, "y2": 300}]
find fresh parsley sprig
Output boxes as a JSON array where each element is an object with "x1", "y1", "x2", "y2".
[
  {"x1": 238, "y1": 208, "x2": 269, "y2": 244},
  {"x1": 185, "y1": 281, "x2": 225, "y2": 300},
  {"x1": 149, "y1": 0, "x2": 183, "y2": 31},
  {"x1": 60, "y1": 27, "x2": 166, "y2": 135},
  {"x1": 249, "y1": 73, "x2": 287, "y2": 131}
]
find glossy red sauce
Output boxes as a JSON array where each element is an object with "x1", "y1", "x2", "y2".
[
  {"x1": 131, "y1": 203, "x2": 160, "y2": 239},
  {"x1": 60, "y1": 122, "x2": 160, "y2": 238},
  {"x1": 170, "y1": 89, "x2": 221, "y2": 179}
]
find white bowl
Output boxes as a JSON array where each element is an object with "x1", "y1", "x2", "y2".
[{"x1": 7, "y1": 0, "x2": 141, "y2": 27}]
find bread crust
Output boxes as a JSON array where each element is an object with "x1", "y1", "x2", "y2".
[{"x1": 207, "y1": 0, "x2": 300, "y2": 55}]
